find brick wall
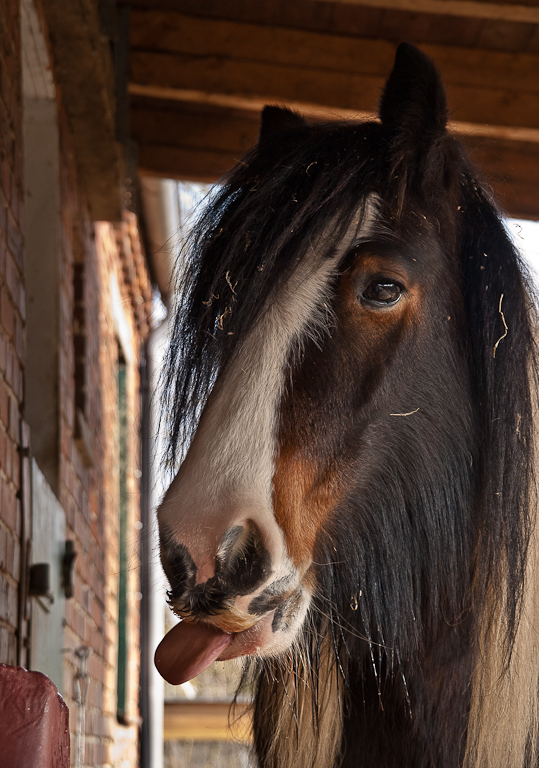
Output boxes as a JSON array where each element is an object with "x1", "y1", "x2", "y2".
[
  {"x1": 56, "y1": 108, "x2": 150, "y2": 765},
  {"x1": 0, "y1": 1, "x2": 153, "y2": 765},
  {"x1": 0, "y1": 0, "x2": 24, "y2": 668}
]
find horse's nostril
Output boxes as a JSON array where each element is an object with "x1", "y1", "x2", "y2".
[
  {"x1": 161, "y1": 539, "x2": 196, "y2": 600},
  {"x1": 215, "y1": 520, "x2": 272, "y2": 597},
  {"x1": 160, "y1": 521, "x2": 275, "y2": 622}
]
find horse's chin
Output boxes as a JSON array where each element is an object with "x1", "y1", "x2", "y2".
[{"x1": 217, "y1": 610, "x2": 297, "y2": 661}]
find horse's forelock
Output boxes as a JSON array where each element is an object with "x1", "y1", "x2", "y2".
[{"x1": 161, "y1": 121, "x2": 384, "y2": 468}]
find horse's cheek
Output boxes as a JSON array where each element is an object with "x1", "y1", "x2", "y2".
[{"x1": 272, "y1": 442, "x2": 345, "y2": 569}]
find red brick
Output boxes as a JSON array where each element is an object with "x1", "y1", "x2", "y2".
[
  {"x1": 17, "y1": 277, "x2": 24, "y2": 321},
  {"x1": 0, "y1": 332, "x2": 7, "y2": 376},
  {"x1": 0, "y1": 378, "x2": 8, "y2": 430},
  {"x1": 4, "y1": 342, "x2": 11, "y2": 388},
  {"x1": 0, "y1": 525, "x2": 6, "y2": 571},
  {"x1": 6, "y1": 210, "x2": 21, "y2": 263},
  {"x1": 10, "y1": 354, "x2": 21, "y2": 401},
  {"x1": 8, "y1": 392, "x2": 18, "y2": 441},
  {"x1": 0, "y1": 285, "x2": 14, "y2": 340},
  {"x1": 4, "y1": 250, "x2": 17, "y2": 305},
  {"x1": 9, "y1": 440, "x2": 18, "y2": 485},
  {"x1": 12, "y1": 143, "x2": 21, "y2": 184},
  {"x1": 0, "y1": 160, "x2": 9, "y2": 205},
  {"x1": 3, "y1": 434, "x2": 11, "y2": 482},
  {"x1": 13, "y1": 310, "x2": 23, "y2": 360},
  {"x1": 8, "y1": 534, "x2": 18, "y2": 579},
  {"x1": 0, "y1": 235, "x2": 6, "y2": 279},
  {"x1": 0, "y1": 429, "x2": 6, "y2": 474},
  {"x1": 0, "y1": 193, "x2": 7, "y2": 238},
  {"x1": 9, "y1": 170, "x2": 17, "y2": 216}
]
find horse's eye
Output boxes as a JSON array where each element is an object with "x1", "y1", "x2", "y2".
[{"x1": 361, "y1": 280, "x2": 403, "y2": 306}]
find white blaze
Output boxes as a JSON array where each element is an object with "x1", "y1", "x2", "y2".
[{"x1": 159, "y1": 203, "x2": 378, "y2": 585}]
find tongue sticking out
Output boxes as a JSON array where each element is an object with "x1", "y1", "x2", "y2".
[{"x1": 154, "y1": 621, "x2": 234, "y2": 685}]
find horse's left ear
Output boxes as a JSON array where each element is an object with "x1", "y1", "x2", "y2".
[
  {"x1": 380, "y1": 43, "x2": 450, "y2": 195},
  {"x1": 258, "y1": 106, "x2": 306, "y2": 145}
]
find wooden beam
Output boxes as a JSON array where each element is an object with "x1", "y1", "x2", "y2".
[
  {"x1": 41, "y1": 0, "x2": 125, "y2": 220},
  {"x1": 131, "y1": 101, "x2": 260, "y2": 153},
  {"x1": 130, "y1": 11, "x2": 539, "y2": 95},
  {"x1": 163, "y1": 701, "x2": 252, "y2": 742},
  {"x1": 324, "y1": 0, "x2": 539, "y2": 24},
  {"x1": 130, "y1": 48, "x2": 539, "y2": 132},
  {"x1": 130, "y1": 10, "x2": 396, "y2": 75},
  {"x1": 139, "y1": 145, "x2": 238, "y2": 182},
  {"x1": 129, "y1": 82, "x2": 377, "y2": 125},
  {"x1": 130, "y1": 84, "x2": 539, "y2": 144},
  {"x1": 462, "y1": 135, "x2": 539, "y2": 220},
  {"x1": 129, "y1": 13, "x2": 539, "y2": 135},
  {"x1": 125, "y1": 0, "x2": 539, "y2": 24}
]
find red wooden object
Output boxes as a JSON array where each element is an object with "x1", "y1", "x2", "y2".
[{"x1": 0, "y1": 664, "x2": 70, "y2": 767}]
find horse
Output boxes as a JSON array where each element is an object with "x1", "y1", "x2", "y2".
[{"x1": 155, "y1": 43, "x2": 539, "y2": 768}]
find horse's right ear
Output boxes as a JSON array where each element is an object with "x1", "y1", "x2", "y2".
[
  {"x1": 380, "y1": 44, "x2": 450, "y2": 195},
  {"x1": 258, "y1": 106, "x2": 306, "y2": 145}
]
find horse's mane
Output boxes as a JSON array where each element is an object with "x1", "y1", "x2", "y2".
[{"x1": 162, "y1": 45, "x2": 539, "y2": 768}]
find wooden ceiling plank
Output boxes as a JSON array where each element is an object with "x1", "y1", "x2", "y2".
[
  {"x1": 130, "y1": 50, "x2": 384, "y2": 110},
  {"x1": 131, "y1": 102, "x2": 260, "y2": 152},
  {"x1": 477, "y1": 17, "x2": 537, "y2": 49},
  {"x1": 129, "y1": 81, "x2": 373, "y2": 117},
  {"x1": 138, "y1": 144, "x2": 240, "y2": 182},
  {"x1": 321, "y1": 0, "x2": 539, "y2": 24},
  {"x1": 125, "y1": 0, "x2": 539, "y2": 24},
  {"x1": 130, "y1": 10, "x2": 396, "y2": 75},
  {"x1": 330, "y1": 3, "x2": 387, "y2": 36},
  {"x1": 462, "y1": 139, "x2": 539, "y2": 183},
  {"x1": 281, "y1": 0, "x2": 337, "y2": 29},
  {"x1": 133, "y1": 100, "x2": 539, "y2": 174},
  {"x1": 129, "y1": 11, "x2": 539, "y2": 95},
  {"x1": 40, "y1": 0, "x2": 124, "y2": 219},
  {"x1": 129, "y1": 83, "x2": 539, "y2": 143},
  {"x1": 130, "y1": 49, "x2": 539, "y2": 131},
  {"x1": 132, "y1": 100, "x2": 539, "y2": 181}
]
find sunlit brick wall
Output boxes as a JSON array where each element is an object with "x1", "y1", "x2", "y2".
[
  {"x1": 56, "y1": 116, "x2": 150, "y2": 765},
  {"x1": 0, "y1": 0, "x2": 24, "y2": 668},
  {"x1": 0, "y1": 2, "x2": 152, "y2": 767}
]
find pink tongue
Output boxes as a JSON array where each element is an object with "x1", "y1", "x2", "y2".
[{"x1": 154, "y1": 621, "x2": 234, "y2": 685}]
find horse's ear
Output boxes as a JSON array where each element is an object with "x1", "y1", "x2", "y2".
[
  {"x1": 380, "y1": 43, "x2": 450, "y2": 195},
  {"x1": 258, "y1": 106, "x2": 306, "y2": 145}
]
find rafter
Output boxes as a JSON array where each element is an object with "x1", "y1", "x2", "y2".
[
  {"x1": 130, "y1": 12, "x2": 539, "y2": 137},
  {"x1": 130, "y1": 49, "x2": 539, "y2": 134},
  {"x1": 324, "y1": 0, "x2": 539, "y2": 24},
  {"x1": 130, "y1": 11, "x2": 539, "y2": 94}
]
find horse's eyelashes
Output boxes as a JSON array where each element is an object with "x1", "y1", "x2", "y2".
[{"x1": 360, "y1": 279, "x2": 404, "y2": 306}]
